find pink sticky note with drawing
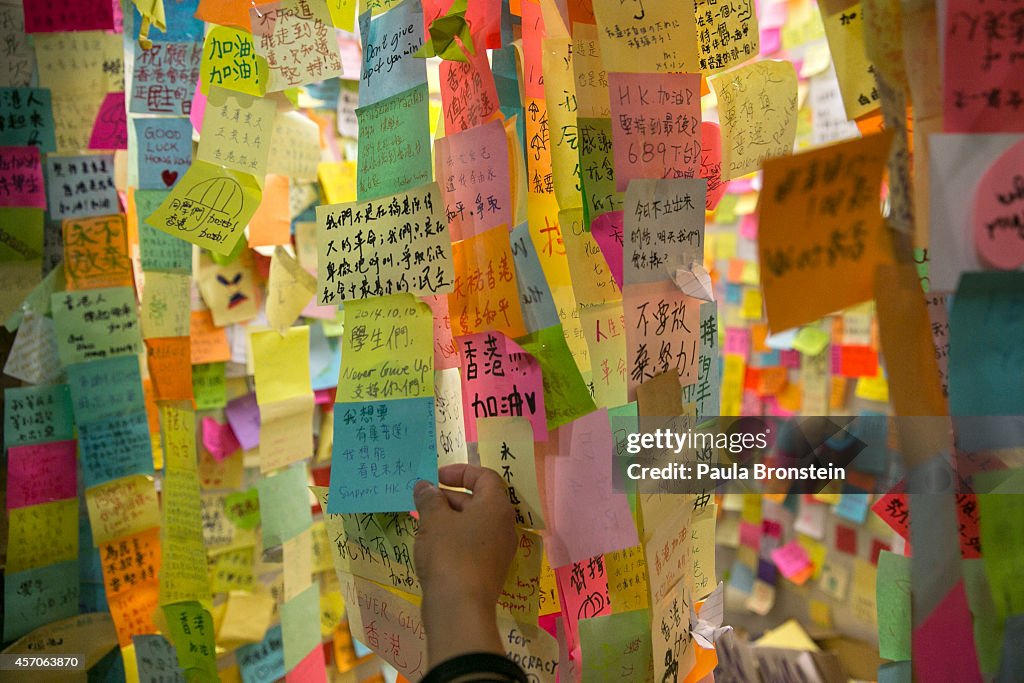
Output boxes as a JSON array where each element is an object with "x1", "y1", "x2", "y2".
[
  {"x1": 770, "y1": 540, "x2": 812, "y2": 579},
  {"x1": 554, "y1": 555, "x2": 611, "y2": 647},
  {"x1": 973, "y1": 139, "x2": 1024, "y2": 270},
  {"x1": 0, "y1": 146, "x2": 46, "y2": 209},
  {"x1": 591, "y1": 211, "x2": 624, "y2": 289},
  {"x1": 7, "y1": 440, "x2": 77, "y2": 509},
  {"x1": 202, "y1": 416, "x2": 241, "y2": 461},
  {"x1": 88, "y1": 92, "x2": 127, "y2": 150},
  {"x1": 458, "y1": 331, "x2": 547, "y2": 443},
  {"x1": 912, "y1": 581, "x2": 983, "y2": 682}
]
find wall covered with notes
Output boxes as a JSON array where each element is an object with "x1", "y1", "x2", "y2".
[{"x1": 1, "y1": 0, "x2": 1023, "y2": 682}]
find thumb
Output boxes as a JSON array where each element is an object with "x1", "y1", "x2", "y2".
[{"x1": 413, "y1": 480, "x2": 449, "y2": 520}]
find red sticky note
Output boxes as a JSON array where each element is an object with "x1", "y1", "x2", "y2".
[
  {"x1": 285, "y1": 642, "x2": 328, "y2": 683},
  {"x1": 88, "y1": 93, "x2": 128, "y2": 150},
  {"x1": 0, "y1": 147, "x2": 46, "y2": 209},
  {"x1": 24, "y1": 0, "x2": 115, "y2": 32},
  {"x1": 912, "y1": 581, "x2": 983, "y2": 682},
  {"x1": 869, "y1": 539, "x2": 891, "y2": 565},
  {"x1": 835, "y1": 524, "x2": 858, "y2": 554},
  {"x1": 6, "y1": 440, "x2": 77, "y2": 508},
  {"x1": 838, "y1": 345, "x2": 878, "y2": 378}
]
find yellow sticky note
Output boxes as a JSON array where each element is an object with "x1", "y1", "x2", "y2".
[
  {"x1": 527, "y1": 193, "x2": 573, "y2": 289},
  {"x1": 478, "y1": 417, "x2": 546, "y2": 529},
  {"x1": 140, "y1": 272, "x2": 191, "y2": 339},
  {"x1": 266, "y1": 247, "x2": 317, "y2": 333},
  {"x1": 740, "y1": 288, "x2": 764, "y2": 320},
  {"x1": 200, "y1": 26, "x2": 268, "y2": 97},
  {"x1": 538, "y1": 551, "x2": 561, "y2": 617},
  {"x1": 710, "y1": 60, "x2": 799, "y2": 181},
  {"x1": 317, "y1": 160, "x2": 357, "y2": 205},
  {"x1": 338, "y1": 294, "x2": 434, "y2": 402},
  {"x1": 282, "y1": 528, "x2": 313, "y2": 602},
  {"x1": 605, "y1": 545, "x2": 649, "y2": 613},
  {"x1": 855, "y1": 370, "x2": 890, "y2": 403},
  {"x1": 86, "y1": 475, "x2": 161, "y2": 546},
  {"x1": 217, "y1": 591, "x2": 275, "y2": 645},
  {"x1": 327, "y1": 0, "x2": 356, "y2": 30},
  {"x1": 146, "y1": 160, "x2": 262, "y2": 256},
  {"x1": 754, "y1": 618, "x2": 820, "y2": 651},
  {"x1": 197, "y1": 87, "x2": 277, "y2": 179},
  {"x1": 822, "y1": 4, "x2": 881, "y2": 120},
  {"x1": 320, "y1": 590, "x2": 346, "y2": 637},
  {"x1": 498, "y1": 530, "x2": 543, "y2": 622},
  {"x1": 592, "y1": 0, "x2": 698, "y2": 72},
  {"x1": 7, "y1": 498, "x2": 78, "y2": 573},
  {"x1": 251, "y1": 327, "x2": 312, "y2": 403},
  {"x1": 581, "y1": 302, "x2": 628, "y2": 410},
  {"x1": 542, "y1": 37, "x2": 582, "y2": 210},
  {"x1": 561, "y1": 208, "x2": 621, "y2": 306}
]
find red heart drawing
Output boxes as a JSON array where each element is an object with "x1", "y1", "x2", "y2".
[{"x1": 161, "y1": 170, "x2": 179, "y2": 187}]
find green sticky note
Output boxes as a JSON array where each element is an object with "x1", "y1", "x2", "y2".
[
  {"x1": 519, "y1": 325, "x2": 597, "y2": 431},
  {"x1": 257, "y1": 464, "x2": 313, "y2": 548},
  {"x1": 137, "y1": 190, "x2": 191, "y2": 273},
  {"x1": 3, "y1": 560, "x2": 79, "y2": 642},
  {"x1": 162, "y1": 601, "x2": 217, "y2": 682},
  {"x1": 356, "y1": 83, "x2": 432, "y2": 200},
  {"x1": 792, "y1": 325, "x2": 830, "y2": 356},
  {"x1": 281, "y1": 583, "x2": 321, "y2": 670},
  {"x1": 578, "y1": 609, "x2": 653, "y2": 683},
  {"x1": 225, "y1": 488, "x2": 261, "y2": 531},
  {"x1": 962, "y1": 559, "x2": 1006, "y2": 675},
  {"x1": 4, "y1": 384, "x2": 75, "y2": 447},
  {"x1": 978, "y1": 493, "x2": 1024, "y2": 618},
  {"x1": 579, "y1": 117, "x2": 624, "y2": 227},
  {"x1": 192, "y1": 362, "x2": 226, "y2": 410},
  {"x1": 0, "y1": 207, "x2": 44, "y2": 262},
  {"x1": 51, "y1": 287, "x2": 142, "y2": 366},
  {"x1": 876, "y1": 550, "x2": 911, "y2": 661}
]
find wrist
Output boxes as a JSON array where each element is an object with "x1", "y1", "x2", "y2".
[{"x1": 421, "y1": 590, "x2": 503, "y2": 665}]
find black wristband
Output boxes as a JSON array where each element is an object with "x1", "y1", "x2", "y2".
[{"x1": 419, "y1": 652, "x2": 530, "y2": 683}]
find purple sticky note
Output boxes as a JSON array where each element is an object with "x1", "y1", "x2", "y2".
[
  {"x1": 88, "y1": 92, "x2": 127, "y2": 150},
  {"x1": 591, "y1": 210, "x2": 624, "y2": 289},
  {"x1": 225, "y1": 393, "x2": 261, "y2": 450}
]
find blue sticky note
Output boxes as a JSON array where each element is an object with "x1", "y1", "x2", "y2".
[
  {"x1": 133, "y1": 635, "x2": 186, "y2": 682},
  {"x1": 45, "y1": 154, "x2": 119, "y2": 220},
  {"x1": 877, "y1": 661, "x2": 912, "y2": 683},
  {"x1": 729, "y1": 559, "x2": 756, "y2": 594},
  {"x1": 848, "y1": 411, "x2": 890, "y2": 475},
  {"x1": 359, "y1": 1, "x2": 427, "y2": 108},
  {"x1": 4, "y1": 384, "x2": 75, "y2": 448},
  {"x1": 257, "y1": 464, "x2": 313, "y2": 548},
  {"x1": 129, "y1": 42, "x2": 203, "y2": 116},
  {"x1": 139, "y1": 0, "x2": 204, "y2": 42},
  {"x1": 726, "y1": 283, "x2": 742, "y2": 304},
  {"x1": 950, "y1": 272, "x2": 1024, "y2": 451},
  {"x1": 328, "y1": 397, "x2": 437, "y2": 514},
  {"x1": 834, "y1": 485, "x2": 871, "y2": 524},
  {"x1": 998, "y1": 615, "x2": 1024, "y2": 683},
  {"x1": 134, "y1": 117, "x2": 193, "y2": 190},
  {"x1": 3, "y1": 560, "x2": 80, "y2": 641},
  {"x1": 78, "y1": 411, "x2": 155, "y2": 488},
  {"x1": 66, "y1": 356, "x2": 146, "y2": 424},
  {"x1": 509, "y1": 222, "x2": 560, "y2": 333},
  {"x1": 310, "y1": 323, "x2": 341, "y2": 392},
  {"x1": 0, "y1": 88, "x2": 56, "y2": 153},
  {"x1": 237, "y1": 625, "x2": 284, "y2": 683}
]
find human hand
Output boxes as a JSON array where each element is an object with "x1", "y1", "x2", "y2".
[{"x1": 413, "y1": 464, "x2": 518, "y2": 665}]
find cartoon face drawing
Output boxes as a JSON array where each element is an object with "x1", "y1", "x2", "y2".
[{"x1": 216, "y1": 271, "x2": 248, "y2": 308}]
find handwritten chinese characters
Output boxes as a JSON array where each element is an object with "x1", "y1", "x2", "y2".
[
  {"x1": 251, "y1": 0, "x2": 343, "y2": 91},
  {"x1": 316, "y1": 182, "x2": 453, "y2": 303},
  {"x1": 45, "y1": 154, "x2": 118, "y2": 220},
  {"x1": 624, "y1": 280, "x2": 702, "y2": 396},
  {"x1": 129, "y1": 42, "x2": 203, "y2": 116},
  {"x1": 623, "y1": 178, "x2": 706, "y2": 285},
  {"x1": 51, "y1": 287, "x2": 142, "y2": 366},
  {"x1": 434, "y1": 119, "x2": 511, "y2": 241}
]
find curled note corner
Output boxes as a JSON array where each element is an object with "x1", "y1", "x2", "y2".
[
  {"x1": 690, "y1": 582, "x2": 733, "y2": 650},
  {"x1": 674, "y1": 263, "x2": 715, "y2": 302}
]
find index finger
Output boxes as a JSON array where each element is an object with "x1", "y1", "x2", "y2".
[{"x1": 438, "y1": 463, "x2": 507, "y2": 497}]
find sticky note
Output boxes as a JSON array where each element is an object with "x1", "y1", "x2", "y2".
[
  {"x1": 252, "y1": 0, "x2": 342, "y2": 91},
  {"x1": 63, "y1": 214, "x2": 133, "y2": 291},
  {"x1": 592, "y1": 0, "x2": 698, "y2": 73},
  {"x1": 200, "y1": 26, "x2": 268, "y2": 98},
  {"x1": 434, "y1": 119, "x2": 512, "y2": 241},
  {"x1": 622, "y1": 178, "x2": 706, "y2": 285},
  {"x1": 355, "y1": 83, "x2": 432, "y2": 199},
  {"x1": 134, "y1": 117, "x2": 193, "y2": 190},
  {"x1": 52, "y1": 287, "x2": 142, "y2": 366}
]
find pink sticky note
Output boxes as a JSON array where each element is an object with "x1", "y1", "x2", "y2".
[
  {"x1": 24, "y1": 0, "x2": 115, "y2": 32},
  {"x1": 912, "y1": 581, "x2": 983, "y2": 682},
  {"x1": 700, "y1": 121, "x2": 730, "y2": 210},
  {"x1": 423, "y1": 294, "x2": 459, "y2": 370},
  {"x1": 724, "y1": 327, "x2": 751, "y2": 356},
  {"x1": 770, "y1": 540, "x2": 812, "y2": 579},
  {"x1": 189, "y1": 80, "x2": 207, "y2": 133},
  {"x1": 608, "y1": 72, "x2": 702, "y2": 192},
  {"x1": 554, "y1": 555, "x2": 611, "y2": 647},
  {"x1": 544, "y1": 410, "x2": 639, "y2": 568},
  {"x1": 202, "y1": 416, "x2": 241, "y2": 461},
  {"x1": 459, "y1": 331, "x2": 547, "y2": 443},
  {"x1": 591, "y1": 211, "x2": 624, "y2": 289},
  {"x1": 762, "y1": 519, "x2": 783, "y2": 538},
  {"x1": 88, "y1": 92, "x2": 127, "y2": 150},
  {"x1": 434, "y1": 119, "x2": 511, "y2": 241},
  {"x1": 761, "y1": 28, "x2": 782, "y2": 55},
  {"x1": 225, "y1": 393, "x2": 261, "y2": 450},
  {"x1": 973, "y1": 139, "x2": 1024, "y2": 270},
  {"x1": 739, "y1": 521, "x2": 762, "y2": 550},
  {"x1": 739, "y1": 213, "x2": 758, "y2": 240},
  {"x1": 7, "y1": 440, "x2": 78, "y2": 509},
  {"x1": 0, "y1": 146, "x2": 46, "y2": 209},
  {"x1": 285, "y1": 643, "x2": 328, "y2": 683},
  {"x1": 945, "y1": 2, "x2": 1024, "y2": 133}
]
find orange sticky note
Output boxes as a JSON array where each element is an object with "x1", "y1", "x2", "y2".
[
  {"x1": 837, "y1": 345, "x2": 878, "y2": 378},
  {"x1": 63, "y1": 214, "x2": 133, "y2": 291},
  {"x1": 449, "y1": 225, "x2": 528, "y2": 339},
  {"x1": 196, "y1": 0, "x2": 253, "y2": 29},
  {"x1": 108, "y1": 581, "x2": 161, "y2": 647},
  {"x1": 190, "y1": 310, "x2": 232, "y2": 364},
  {"x1": 100, "y1": 527, "x2": 161, "y2": 598},
  {"x1": 248, "y1": 174, "x2": 290, "y2": 247},
  {"x1": 146, "y1": 338, "x2": 194, "y2": 401},
  {"x1": 758, "y1": 132, "x2": 895, "y2": 332}
]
